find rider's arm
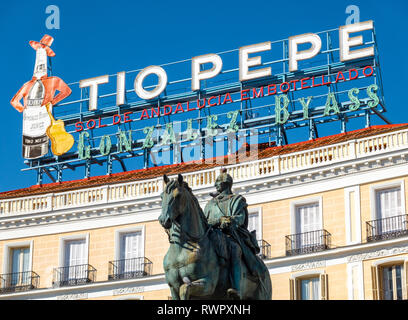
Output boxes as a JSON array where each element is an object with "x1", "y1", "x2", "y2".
[
  {"x1": 229, "y1": 197, "x2": 247, "y2": 227},
  {"x1": 204, "y1": 202, "x2": 221, "y2": 227}
]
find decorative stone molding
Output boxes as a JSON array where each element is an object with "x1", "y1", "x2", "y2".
[
  {"x1": 291, "y1": 260, "x2": 326, "y2": 271},
  {"x1": 113, "y1": 286, "x2": 145, "y2": 296},
  {"x1": 57, "y1": 293, "x2": 88, "y2": 300},
  {"x1": 347, "y1": 245, "x2": 408, "y2": 263}
]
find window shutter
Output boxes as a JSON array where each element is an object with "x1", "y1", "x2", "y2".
[
  {"x1": 371, "y1": 265, "x2": 379, "y2": 300},
  {"x1": 289, "y1": 278, "x2": 295, "y2": 300},
  {"x1": 320, "y1": 273, "x2": 328, "y2": 300}
]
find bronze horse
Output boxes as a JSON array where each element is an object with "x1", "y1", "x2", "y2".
[{"x1": 158, "y1": 174, "x2": 272, "y2": 300}]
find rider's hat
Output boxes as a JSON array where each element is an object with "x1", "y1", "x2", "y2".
[{"x1": 216, "y1": 168, "x2": 233, "y2": 186}]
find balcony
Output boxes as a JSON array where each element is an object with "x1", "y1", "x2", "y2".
[
  {"x1": 285, "y1": 229, "x2": 331, "y2": 256},
  {"x1": 257, "y1": 240, "x2": 271, "y2": 259},
  {"x1": 0, "y1": 271, "x2": 39, "y2": 293},
  {"x1": 52, "y1": 264, "x2": 96, "y2": 287},
  {"x1": 366, "y1": 214, "x2": 408, "y2": 242},
  {"x1": 108, "y1": 257, "x2": 153, "y2": 281}
]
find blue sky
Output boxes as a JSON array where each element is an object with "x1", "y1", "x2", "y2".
[{"x1": 0, "y1": 0, "x2": 407, "y2": 192}]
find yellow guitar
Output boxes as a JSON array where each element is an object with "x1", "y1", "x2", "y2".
[{"x1": 45, "y1": 103, "x2": 74, "y2": 156}]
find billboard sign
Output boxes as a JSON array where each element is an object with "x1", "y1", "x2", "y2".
[{"x1": 12, "y1": 21, "x2": 387, "y2": 183}]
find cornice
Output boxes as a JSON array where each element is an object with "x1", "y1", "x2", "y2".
[{"x1": 0, "y1": 147, "x2": 406, "y2": 233}]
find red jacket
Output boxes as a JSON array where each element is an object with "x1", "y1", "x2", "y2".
[{"x1": 11, "y1": 75, "x2": 72, "y2": 112}]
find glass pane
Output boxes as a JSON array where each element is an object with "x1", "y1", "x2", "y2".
[
  {"x1": 22, "y1": 248, "x2": 30, "y2": 285},
  {"x1": 11, "y1": 249, "x2": 20, "y2": 274},
  {"x1": 11, "y1": 249, "x2": 20, "y2": 286},
  {"x1": 300, "y1": 277, "x2": 319, "y2": 300},
  {"x1": 382, "y1": 266, "x2": 393, "y2": 300},
  {"x1": 301, "y1": 279, "x2": 310, "y2": 300},
  {"x1": 22, "y1": 248, "x2": 30, "y2": 271},
  {"x1": 395, "y1": 265, "x2": 402, "y2": 300}
]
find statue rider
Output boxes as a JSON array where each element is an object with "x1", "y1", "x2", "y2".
[{"x1": 204, "y1": 169, "x2": 263, "y2": 300}]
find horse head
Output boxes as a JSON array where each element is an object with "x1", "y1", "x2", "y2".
[{"x1": 159, "y1": 174, "x2": 188, "y2": 230}]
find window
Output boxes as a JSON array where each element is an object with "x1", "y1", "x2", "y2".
[
  {"x1": 299, "y1": 277, "x2": 319, "y2": 300},
  {"x1": 376, "y1": 187, "x2": 405, "y2": 232},
  {"x1": 296, "y1": 202, "x2": 320, "y2": 234},
  {"x1": 120, "y1": 231, "x2": 143, "y2": 274},
  {"x1": 110, "y1": 227, "x2": 148, "y2": 280},
  {"x1": 295, "y1": 202, "x2": 321, "y2": 248},
  {"x1": 2, "y1": 242, "x2": 34, "y2": 290},
  {"x1": 376, "y1": 187, "x2": 402, "y2": 219},
  {"x1": 290, "y1": 273, "x2": 328, "y2": 300},
  {"x1": 382, "y1": 264, "x2": 403, "y2": 300},
  {"x1": 372, "y1": 261, "x2": 408, "y2": 300},
  {"x1": 65, "y1": 239, "x2": 87, "y2": 267},
  {"x1": 10, "y1": 247, "x2": 30, "y2": 286},
  {"x1": 248, "y1": 211, "x2": 260, "y2": 240},
  {"x1": 64, "y1": 239, "x2": 87, "y2": 282}
]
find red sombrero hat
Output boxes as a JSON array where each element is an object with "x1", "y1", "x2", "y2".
[{"x1": 29, "y1": 34, "x2": 55, "y2": 57}]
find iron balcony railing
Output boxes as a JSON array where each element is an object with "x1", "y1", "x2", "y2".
[
  {"x1": 52, "y1": 264, "x2": 96, "y2": 288},
  {"x1": 285, "y1": 229, "x2": 331, "y2": 256},
  {"x1": 108, "y1": 257, "x2": 153, "y2": 281},
  {"x1": 366, "y1": 214, "x2": 408, "y2": 242},
  {"x1": 257, "y1": 240, "x2": 271, "y2": 259},
  {"x1": 0, "y1": 271, "x2": 40, "y2": 293}
]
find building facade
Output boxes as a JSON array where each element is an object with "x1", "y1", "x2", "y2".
[{"x1": 0, "y1": 124, "x2": 407, "y2": 300}]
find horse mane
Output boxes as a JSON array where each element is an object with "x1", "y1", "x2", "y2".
[
  {"x1": 182, "y1": 181, "x2": 209, "y2": 226},
  {"x1": 166, "y1": 178, "x2": 208, "y2": 227}
]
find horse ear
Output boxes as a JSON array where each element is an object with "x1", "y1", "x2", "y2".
[
  {"x1": 163, "y1": 174, "x2": 169, "y2": 184},
  {"x1": 177, "y1": 174, "x2": 183, "y2": 184}
]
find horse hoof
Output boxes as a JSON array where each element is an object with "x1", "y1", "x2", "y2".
[{"x1": 227, "y1": 288, "x2": 241, "y2": 300}]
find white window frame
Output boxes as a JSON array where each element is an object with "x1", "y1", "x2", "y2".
[
  {"x1": 2, "y1": 240, "x2": 33, "y2": 274},
  {"x1": 248, "y1": 207, "x2": 262, "y2": 240},
  {"x1": 114, "y1": 226, "x2": 145, "y2": 261},
  {"x1": 369, "y1": 180, "x2": 406, "y2": 221},
  {"x1": 59, "y1": 234, "x2": 89, "y2": 268},
  {"x1": 290, "y1": 197, "x2": 323, "y2": 235}
]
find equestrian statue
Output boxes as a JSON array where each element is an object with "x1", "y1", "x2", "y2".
[{"x1": 158, "y1": 169, "x2": 272, "y2": 300}]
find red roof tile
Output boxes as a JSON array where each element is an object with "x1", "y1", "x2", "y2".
[{"x1": 1, "y1": 124, "x2": 407, "y2": 199}]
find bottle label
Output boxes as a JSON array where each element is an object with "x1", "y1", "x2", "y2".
[{"x1": 23, "y1": 80, "x2": 50, "y2": 137}]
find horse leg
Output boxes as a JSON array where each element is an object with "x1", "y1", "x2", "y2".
[
  {"x1": 169, "y1": 285, "x2": 181, "y2": 300},
  {"x1": 165, "y1": 266, "x2": 181, "y2": 300},
  {"x1": 179, "y1": 275, "x2": 218, "y2": 300},
  {"x1": 179, "y1": 264, "x2": 220, "y2": 300}
]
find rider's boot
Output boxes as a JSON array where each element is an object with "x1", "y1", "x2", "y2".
[{"x1": 227, "y1": 288, "x2": 241, "y2": 300}]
